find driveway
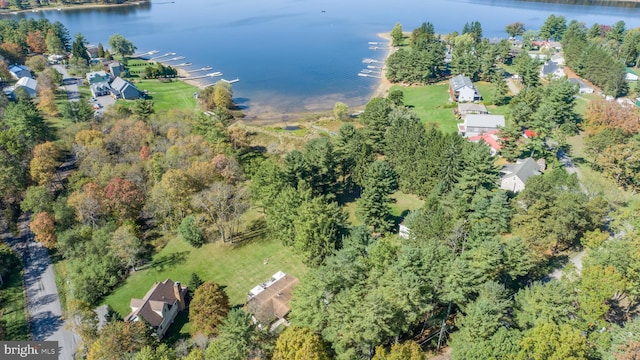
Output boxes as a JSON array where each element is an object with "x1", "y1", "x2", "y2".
[
  {"x1": 3, "y1": 215, "x2": 78, "y2": 360},
  {"x1": 54, "y1": 65, "x2": 80, "y2": 102}
]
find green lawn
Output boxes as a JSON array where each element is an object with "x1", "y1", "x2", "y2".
[
  {"x1": 128, "y1": 79, "x2": 198, "y2": 112},
  {"x1": 393, "y1": 83, "x2": 459, "y2": 133},
  {"x1": 103, "y1": 232, "x2": 307, "y2": 320},
  {"x1": 0, "y1": 254, "x2": 29, "y2": 340},
  {"x1": 342, "y1": 190, "x2": 424, "y2": 227},
  {"x1": 390, "y1": 191, "x2": 424, "y2": 217},
  {"x1": 394, "y1": 82, "x2": 510, "y2": 133},
  {"x1": 566, "y1": 134, "x2": 640, "y2": 207}
]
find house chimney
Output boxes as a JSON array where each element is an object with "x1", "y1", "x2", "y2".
[{"x1": 174, "y1": 281, "x2": 185, "y2": 311}]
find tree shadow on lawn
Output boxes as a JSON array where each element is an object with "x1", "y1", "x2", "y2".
[{"x1": 139, "y1": 251, "x2": 190, "y2": 272}]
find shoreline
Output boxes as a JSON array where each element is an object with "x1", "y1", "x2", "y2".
[
  {"x1": 144, "y1": 32, "x2": 396, "y2": 124},
  {"x1": 0, "y1": 1, "x2": 148, "y2": 15}
]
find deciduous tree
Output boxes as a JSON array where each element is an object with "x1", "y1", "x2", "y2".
[
  {"x1": 87, "y1": 320, "x2": 153, "y2": 360},
  {"x1": 272, "y1": 325, "x2": 332, "y2": 360},
  {"x1": 29, "y1": 212, "x2": 56, "y2": 249},
  {"x1": 108, "y1": 33, "x2": 136, "y2": 57},
  {"x1": 189, "y1": 281, "x2": 230, "y2": 336}
]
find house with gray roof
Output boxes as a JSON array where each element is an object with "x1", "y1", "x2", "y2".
[
  {"x1": 458, "y1": 114, "x2": 505, "y2": 138},
  {"x1": 110, "y1": 77, "x2": 140, "y2": 100},
  {"x1": 568, "y1": 78, "x2": 594, "y2": 94},
  {"x1": 6, "y1": 76, "x2": 39, "y2": 99},
  {"x1": 125, "y1": 279, "x2": 187, "y2": 339},
  {"x1": 449, "y1": 74, "x2": 482, "y2": 102},
  {"x1": 9, "y1": 65, "x2": 32, "y2": 80},
  {"x1": 457, "y1": 103, "x2": 488, "y2": 118},
  {"x1": 500, "y1": 158, "x2": 542, "y2": 192},
  {"x1": 540, "y1": 59, "x2": 565, "y2": 79}
]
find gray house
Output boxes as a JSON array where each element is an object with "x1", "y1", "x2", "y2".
[
  {"x1": 9, "y1": 65, "x2": 32, "y2": 80},
  {"x1": 111, "y1": 77, "x2": 140, "y2": 100},
  {"x1": 500, "y1": 158, "x2": 541, "y2": 192},
  {"x1": 13, "y1": 77, "x2": 38, "y2": 98}
]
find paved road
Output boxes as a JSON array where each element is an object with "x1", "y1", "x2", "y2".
[
  {"x1": 3, "y1": 215, "x2": 78, "y2": 360},
  {"x1": 54, "y1": 65, "x2": 80, "y2": 102}
]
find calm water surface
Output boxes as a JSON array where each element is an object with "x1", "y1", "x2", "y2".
[{"x1": 14, "y1": 0, "x2": 640, "y2": 117}]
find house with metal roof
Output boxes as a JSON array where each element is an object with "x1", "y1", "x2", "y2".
[
  {"x1": 540, "y1": 59, "x2": 565, "y2": 79},
  {"x1": 9, "y1": 65, "x2": 32, "y2": 80},
  {"x1": 449, "y1": 74, "x2": 482, "y2": 102}
]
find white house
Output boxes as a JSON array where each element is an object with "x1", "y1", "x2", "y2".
[
  {"x1": 540, "y1": 59, "x2": 565, "y2": 79},
  {"x1": 500, "y1": 158, "x2": 541, "y2": 193},
  {"x1": 449, "y1": 75, "x2": 481, "y2": 102}
]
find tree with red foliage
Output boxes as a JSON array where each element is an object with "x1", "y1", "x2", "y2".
[
  {"x1": 103, "y1": 177, "x2": 144, "y2": 220},
  {"x1": 30, "y1": 212, "x2": 56, "y2": 249}
]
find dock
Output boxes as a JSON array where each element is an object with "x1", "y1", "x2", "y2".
[
  {"x1": 173, "y1": 62, "x2": 192, "y2": 67},
  {"x1": 161, "y1": 56, "x2": 186, "y2": 62},
  {"x1": 131, "y1": 50, "x2": 159, "y2": 58},
  {"x1": 363, "y1": 58, "x2": 381, "y2": 64},
  {"x1": 187, "y1": 67, "x2": 213, "y2": 73},
  {"x1": 183, "y1": 72, "x2": 222, "y2": 81},
  {"x1": 358, "y1": 73, "x2": 381, "y2": 79},
  {"x1": 150, "y1": 52, "x2": 176, "y2": 60},
  {"x1": 220, "y1": 78, "x2": 240, "y2": 84}
]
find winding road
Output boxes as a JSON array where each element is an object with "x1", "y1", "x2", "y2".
[{"x1": 3, "y1": 215, "x2": 78, "y2": 360}]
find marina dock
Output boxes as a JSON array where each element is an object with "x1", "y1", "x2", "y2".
[{"x1": 187, "y1": 67, "x2": 213, "y2": 73}]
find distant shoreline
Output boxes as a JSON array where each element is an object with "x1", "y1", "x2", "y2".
[{"x1": 0, "y1": 0, "x2": 148, "y2": 15}]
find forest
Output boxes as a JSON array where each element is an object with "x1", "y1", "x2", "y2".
[{"x1": 0, "y1": 14, "x2": 638, "y2": 360}]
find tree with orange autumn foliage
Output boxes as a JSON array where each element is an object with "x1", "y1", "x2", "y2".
[
  {"x1": 0, "y1": 42, "x2": 25, "y2": 64},
  {"x1": 30, "y1": 212, "x2": 56, "y2": 249},
  {"x1": 26, "y1": 30, "x2": 47, "y2": 54},
  {"x1": 583, "y1": 99, "x2": 640, "y2": 136}
]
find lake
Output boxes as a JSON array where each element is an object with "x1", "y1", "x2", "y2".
[{"x1": 12, "y1": 0, "x2": 640, "y2": 119}]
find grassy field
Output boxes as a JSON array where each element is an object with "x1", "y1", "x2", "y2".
[
  {"x1": 393, "y1": 83, "x2": 459, "y2": 133},
  {"x1": 566, "y1": 134, "x2": 640, "y2": 207},
  {"x1": 394, "y1": 81, "x2": 510, "y2": 133},
  {"x1": 0, "y1": 254, "x2": 29, "y2": 340},
  {"x1": 102, "y1": 231, "x2": 307, "y2": 325},
  {"x1": 124, "y1": 79, "x2": 199, "y2": 112}
]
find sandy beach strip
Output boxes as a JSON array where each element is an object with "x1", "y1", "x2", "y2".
[{"x1": 371, "y1": 32, "x2": 395, "y2": 99}]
